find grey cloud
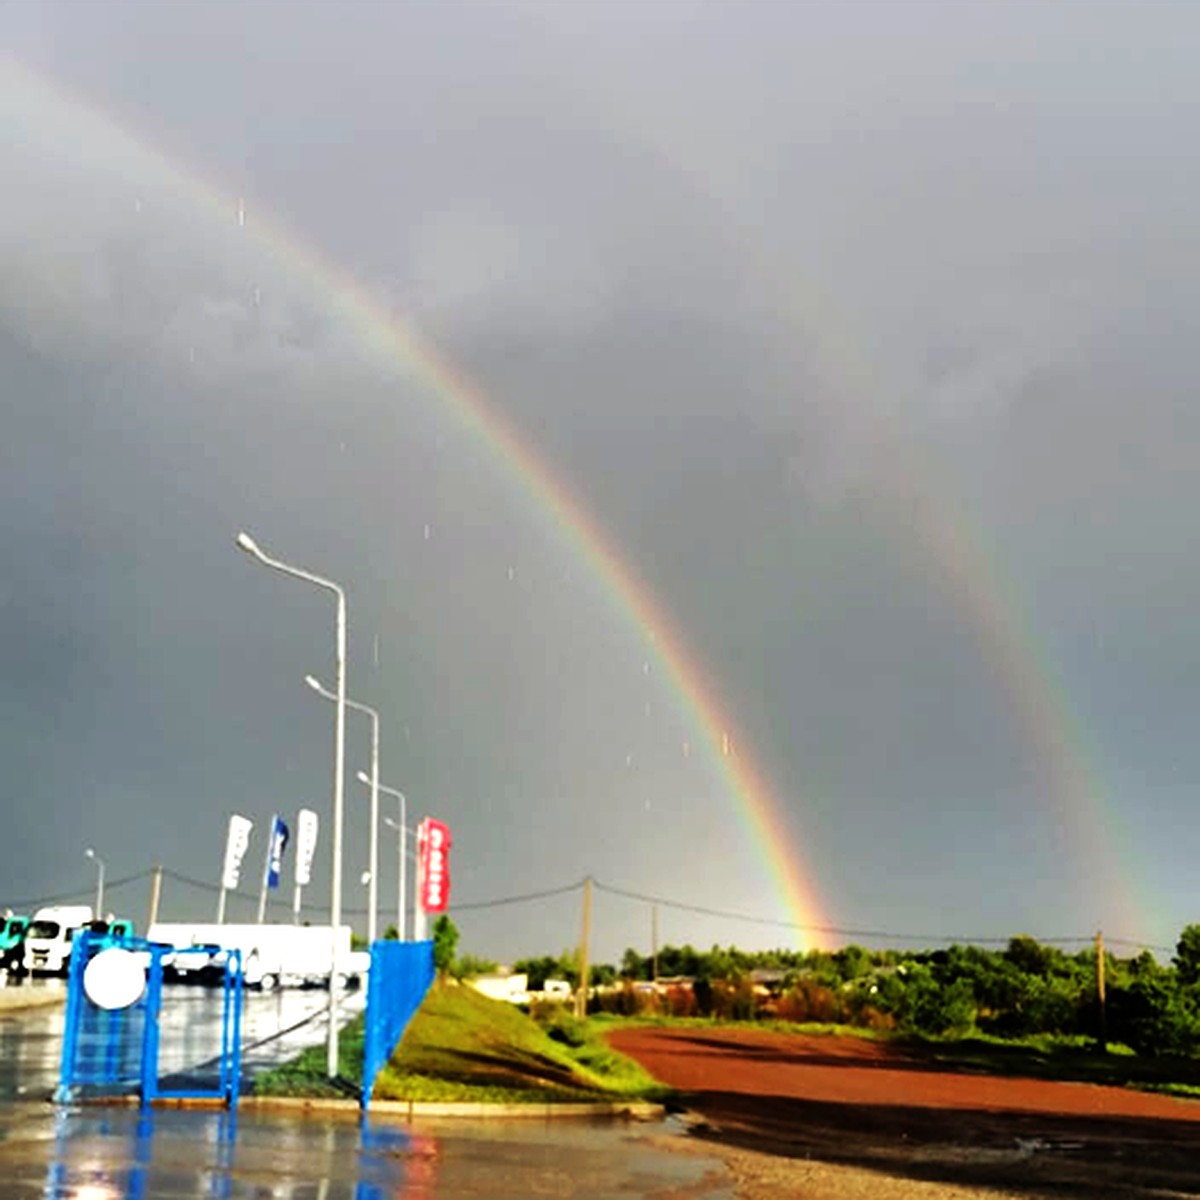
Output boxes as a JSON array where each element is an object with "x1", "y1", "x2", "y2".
[{"x1": 3, "y1": 1, "x2": 1200, "y2": 957}]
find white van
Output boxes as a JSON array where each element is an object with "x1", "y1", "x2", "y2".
[
  {"x1": 22, "y1": 905, "x2": 93, "y2": 975},
  {"x1": 147, "y1": 922, "x2": 365, "y2": 990}
]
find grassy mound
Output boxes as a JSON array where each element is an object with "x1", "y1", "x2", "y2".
[{"x1": 373, "y1": 982, "x2": 669, "y2": 1104}]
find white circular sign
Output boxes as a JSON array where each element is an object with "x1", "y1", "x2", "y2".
[{"x1": 83, "y1": 948, "x2": 146, "y2": 1011}]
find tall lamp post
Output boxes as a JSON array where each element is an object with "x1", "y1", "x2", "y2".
[
  {"x1": 360, "y1": 772, "x2": 406, "y2": 941},
  {"x1": 84, "y1": 847, "x2": 105, "y2": 917},
  {"x1": 307, "y1": 676, "x2": 380, "y2": 945},
  {"x1": 236, "y1": 530, "x2": 347, "y2": 1080}
]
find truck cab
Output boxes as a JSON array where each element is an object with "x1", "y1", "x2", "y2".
[
  {"x1": 1, "y1": 914, "x2": 29, "y2": 975},
  {"x1": 22, "y1": 905, "x2": 93, "y2": 976},
  {"x1": 86, "y1": 917, "x2": 135, "y2": 946}
]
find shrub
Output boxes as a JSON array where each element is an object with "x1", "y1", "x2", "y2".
[
  {"x1": 542, "y1": 1011, "x2": 589, "y2": 1048},
  {"x1": 777, "y1": 978, "x2": 842, "y2": 1025}
]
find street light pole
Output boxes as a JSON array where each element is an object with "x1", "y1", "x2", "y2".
[
  {"x1": 84, "y1": 847, "x2": 105, "y2": 917},
  {"x1": 308, "y1": 676, "x2": 380, "y2": 945},
  {"x1": 359, "y1": 772, "x2": 406, "y2": 941},
  {"x1": 236, "y1": 530, "x2": 347, "y2": 1081}
]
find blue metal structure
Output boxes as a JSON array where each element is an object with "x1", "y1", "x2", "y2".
[
  {"x1": 57, "y1": 932, "x2": 243, "y2": 1108},
  {"x1": 361, "y1": 939, "x2": 435, "y2": 1109}
]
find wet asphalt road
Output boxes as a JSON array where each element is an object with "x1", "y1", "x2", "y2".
[
  {"x1": 0, "y1": 1104, "x2": 730, "y2": 1199},
  {"x1": 0, "y1": 982, "x2": 365, "y2": 1101}
]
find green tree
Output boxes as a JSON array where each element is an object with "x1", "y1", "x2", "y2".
[
  {"x1": 1108, "y1": 973, "x2": 1198, "y2": 1056},
  {"x1": 453, "y1": 953, "x2": 499, "y2": 980},
  {"x1": 591, "y1": 962, "x2": 617, "y2": 987},
  {"x1": 1174, "y1": 924, "x2": 1200, "y2": 987},
  {"x1": 432, "y1": 914, "x2": 459, "y2": 977},
  {"x1": 514, "y1": 955, "x2": 561, "y2": 990},
  {"x1": 620, "y1": 947, "x2": 648, "y2": 980},
  {"x1": 833, "y1": 944, "x2": 873, "y2": 983},
  {"x1": 1005, "y1": 935, "x2": 1056, "y2": 977}
]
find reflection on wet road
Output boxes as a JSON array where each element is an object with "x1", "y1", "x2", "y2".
[
  {"x1": 0, "y1": 1105, "x2": 730, "y2": 1199},
  {"x1": 0, "y1": 985, "x2": 366, "y2": 1100},
  {"x1": 0, "y1": 989, "x2": 730, "y2": 1198},
  {"x1": 0, "y1": 985, "x2": 67, "y2": 1100}
]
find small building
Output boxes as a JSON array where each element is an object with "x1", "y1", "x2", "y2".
[{"x1": 469, "y1": 972, "x2": 530, "y2": 1005}]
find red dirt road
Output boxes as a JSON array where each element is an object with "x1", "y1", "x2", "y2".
[{"x1": 610, "y1": 1026, "x2": 1200, "y2": 1197}]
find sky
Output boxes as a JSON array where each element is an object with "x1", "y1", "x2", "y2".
[{"x1": 3, "y1": 0, "x2": 1199, "y2": 965}]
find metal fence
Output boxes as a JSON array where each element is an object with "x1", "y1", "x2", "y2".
[
  {"x1": 56, "y1": 933, "x2": 243, "y2": 1108},
  {"x1": 362, "y1": 939, "x2": 435, "y2": 1108}
]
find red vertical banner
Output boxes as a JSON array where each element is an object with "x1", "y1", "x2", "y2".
[{"x1": 418, "y1": 818, "x2": 452, "y2": 914}]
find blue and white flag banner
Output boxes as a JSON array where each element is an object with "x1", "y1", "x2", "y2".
[
  {"x1": 267, "y1": 815, "x2": 290, "y2": 889},
  {"x1": 294, "y1": 808, "x2": 318, "y2": 887},
  {"x1": 221, "y1": 814, "x2": 253, "y2": 890}
]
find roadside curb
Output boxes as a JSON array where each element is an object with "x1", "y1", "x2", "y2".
[{"x1": 239, "y1": 1095, "x2": 666, "y2": 1120}]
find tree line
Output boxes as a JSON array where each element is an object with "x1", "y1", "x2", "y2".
[{"x1": 492, "y1": 925, "x2": 1200, "y2": 1055}]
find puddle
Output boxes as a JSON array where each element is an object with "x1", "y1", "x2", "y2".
[{"x1": 0, "y1": 1104, "x2": 732, "y2": 1199}]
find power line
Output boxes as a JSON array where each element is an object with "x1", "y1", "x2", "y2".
[
  {"x1": 57, "y1": 865, "x2": 1174, "y2": 956},
  {"x1": 6, "y1": 871, "x2": 154, "y2": 911},
  {"x1": 451, "y1": 880, "x2": 585, "y2": 912},
  {"x1": 162, "y1": 869, "x2": 585, "y2": 918},
  {"x1": 592, "y1": 880, "x2": 1174, "y2": 954}
]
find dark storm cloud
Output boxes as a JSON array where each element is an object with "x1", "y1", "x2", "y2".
[{"x1": 4, "y1": 0, "x2": 1200, "y2": 957}]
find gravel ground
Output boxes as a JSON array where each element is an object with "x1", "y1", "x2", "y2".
[{"x1": 611, "y1": 1025, "x2": 1200, "y2": 1198}]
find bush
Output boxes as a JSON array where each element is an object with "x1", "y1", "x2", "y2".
[
  {"x1": 1108, "y1": 976, "x2": 1200, "y2": 1057},
  {"x1": 777, "y1": 978, "x2": 842, "y2": 1025},
  {"x1": 541, "y1": 1011, "x2": 589, "y2": 1048}
]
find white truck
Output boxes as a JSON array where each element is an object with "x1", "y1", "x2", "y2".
[
  {"x1": 146, "y1": 922, "x2": 368, "y2": 990},
  {"x1": 22, "y1": 905, "x2": 93, "y2": 975}
]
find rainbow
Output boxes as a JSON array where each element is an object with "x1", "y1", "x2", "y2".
[
  {"x1": 612, "y1": 109, "x2": 1148, "y2": 943},
  {"x1": 2, "y1": 57, "x2": 833, "y2": 945}
]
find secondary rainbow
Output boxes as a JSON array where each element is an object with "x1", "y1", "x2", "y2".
[{"x1": 2, "y1": 58, "x2": 832, "y2": 945}]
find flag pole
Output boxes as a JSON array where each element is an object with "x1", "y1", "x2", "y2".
[{"x1": 257, "y1": 813, "x2": 277, "y2": 924}]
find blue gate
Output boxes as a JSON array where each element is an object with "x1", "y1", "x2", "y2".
[
  {"x1": 57, "y1": 933, "x2": 243, "y2": 1108},
  {"x1": 361, "y1": 939, "x2": 435, "y2": 1109}
]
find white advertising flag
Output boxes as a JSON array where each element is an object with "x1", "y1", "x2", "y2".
[
  {"x1": 294, "y1": 808, "x2": 319, "y2": 887},
  {"x1": 221, "y1": 814, "x2": 254, "y2": 890}
]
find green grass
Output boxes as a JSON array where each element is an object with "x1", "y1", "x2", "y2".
[
  {"x1": 371, "y1": 983, "x2": 670, "y2": 1104},
  {"x1": 253, "y1": 1014, "x2": 366, "y2": 1098},
  {"x1": 895, "y1": 1030, "x2": 1200, "y2": 1097}
]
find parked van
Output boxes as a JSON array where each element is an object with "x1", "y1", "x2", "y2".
[
  {"x1": 1, "y1": 913, "x2": 30, "y2": 974},
  {"x1": 22, "y1": 905, "x2": 93, "y2": 976},
  {"x1": 147, "y1": 922, "x2": 364, "y2": 990}
]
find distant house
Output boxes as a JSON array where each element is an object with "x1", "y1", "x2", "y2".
[
  {"x1": 749, "y1": 968, "x2": 787, "y2": 996},
  {"x1": 469, "y1": 972, "x2": 530, "y2": 1005}
]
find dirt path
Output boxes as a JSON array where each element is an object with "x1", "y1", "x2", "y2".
[{"x1": 610, "y1": 1025, "x2": 1200, "y2": 1198}]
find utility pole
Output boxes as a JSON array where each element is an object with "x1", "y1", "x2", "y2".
[
  {"x1": 1095, "y1": 929, "x2": 1107, "y2": 1051},
  {"x1": 576, "y1": 877, "x2": 593, "y2": 1020},
  {"x1": 651, "y1": 904, "x2": 659, "y2": 984},
  {"x1": 146, "y1": 865, "x2": 163, "y2": 931}
]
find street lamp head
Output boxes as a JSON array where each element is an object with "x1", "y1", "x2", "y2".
[
  {"x1": 235, "y1": 531, "x2": 261, "y2": 557},
  {"x1": 356, "y1": 770, "x2": 372, "y2": 785},
  {"x1": 305, "y1": 674, "x2": 324, "y2": 693},
  {"x1": 84, "y1": 847, "x2": 95, "y2": 861}
]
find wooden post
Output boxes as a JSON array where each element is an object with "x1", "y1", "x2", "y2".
[
  {"x1": 1095, "y1": 929, "x2": 1107, "y2": 1051},
  {"x1": 576, "y1": 877, "x2": 592, "y2": 1020},
  {"x1": 652, "y1": 904, "x2": 659, "y2": 984},
  {"x1": 146, "y1": 865, "x2": 163, "y2": 931}
]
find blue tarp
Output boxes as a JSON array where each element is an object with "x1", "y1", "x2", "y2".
[{"x1": 361, "y1": 939, "x2": 435, "y2": 1109}]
